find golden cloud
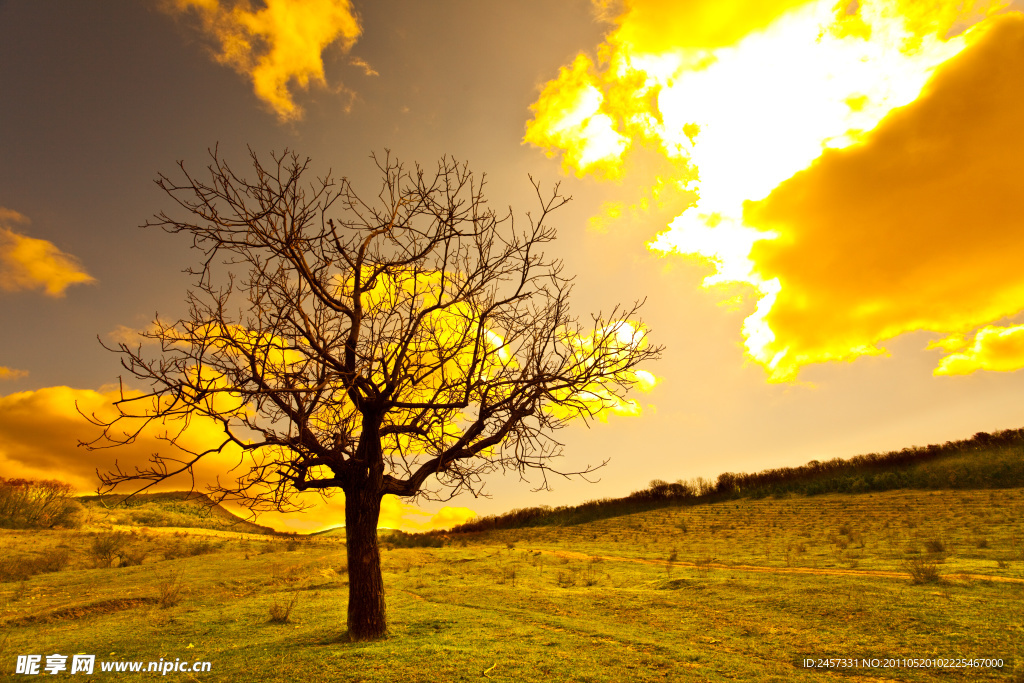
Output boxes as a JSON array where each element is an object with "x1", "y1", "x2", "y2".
[
  {"x1": 107, "y1": 324, "x2": 158, "y2": 347},
  {"x1": 546, "y1": 321, "x2": 660, "y2": 422},
  {"x1": 413, "y1": 505, "x2": 477, "y2": 531},
  {"x1": 0, "y1": 366, "x2": 28, "y2": 381},
  {"x1": 169, "y1": 0, "x2": 363, "y2": 121},
  {"x1": 0, "y1": 385, "x2": 473, "y2": 533},
  {"x1": 524, "y1": 53, "x2": 630, "y2": 178},
  {"x1": 604, "y1": 0, "x2": 812, "y2": 53},
  {"x1": 0, "y1": 385, "x2": 244, "y2": 492},
  {"x1": 0, "y1": 207, "x2": 29, "y2": 225},
  {"x1": 744, "y1": 14, "x2": 1024, "y2": 379},
  {"x1": 348, "y1": 56, "x2": 377, "y2": 77},
  {"x1": 931, "y1": 324, "x2": 1024, "y2": 376},
  {"x1": 0, "y1": 211, "x2": 96, "y2": 297},
  {"x1": 526, "y1": 0, "x2": 1019, "y2": 381}
]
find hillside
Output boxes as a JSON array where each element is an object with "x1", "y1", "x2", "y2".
[
  {"x1": 449, "y1": 427, "x2": 1024, "y2": 534},
  {"x1": 2, "y1": 485, "x2": 1019, "y2": 682},
  {"x1": 77, "y1": 490, "x2": 277, "y2": 535},
  {"x1": 3, "y1": 433, "x2": 1021, "y2": 680}
]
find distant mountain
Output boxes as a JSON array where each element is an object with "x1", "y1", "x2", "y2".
[
  {"x1": 310, "y1": 526, "x2": 347, "y2": 538},
  {"x1": 78, "y1": 490, "x2": 277, "y2": 535}
]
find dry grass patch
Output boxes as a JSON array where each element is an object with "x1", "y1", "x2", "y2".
[
  {"x1": 156, "y1": 570, "x2": 184, "y2": 608},
  {"x1": 268, "y1": 593, "x2": 299, "y2": 623},
  {"x1": 0, "y1": 547, "x2": 71, "y2": 582}
]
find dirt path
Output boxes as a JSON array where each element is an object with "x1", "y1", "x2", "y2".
[{"x1": 523, "y1": 547, "x2": 1024, "y2": 584}]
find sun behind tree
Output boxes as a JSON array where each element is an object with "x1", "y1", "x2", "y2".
[{"x1": 80, "y1": 148, "x2": 661, "y2": 641}]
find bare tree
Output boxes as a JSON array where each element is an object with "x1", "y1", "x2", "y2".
[{"x1": 80, "y1": 148, "x2": 661, "y2": 640}]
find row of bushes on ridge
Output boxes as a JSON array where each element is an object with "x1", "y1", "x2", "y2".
[{"x1": 448, "y1": 428, "x2": 1024, "y2": 533}]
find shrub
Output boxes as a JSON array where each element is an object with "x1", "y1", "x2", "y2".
[
  {"x1": 268, "y1": 593, "x2": 298, "y2": 623},
  {"x1": 0, "y1": 558, "x2": 34, "y2": 583},
  {"x1": 383, "y1": 530, "x2": 445, "y2": 549},
  {"x1": 498, "y1": 566, "x2": 517, "y2": 587},
  {"x1": 924, "y1": 539, "x2": 946, "y2": 554},
  {"x1": 49, "y1": 500, "x2": 87, "y2": 529},
  {"x1": 0, "y1": 478, "x2": 79, "y2": 529},
  {"x1": 91, "y1": 532, "x2": 129, "y2": 568},
  {"x1": 187, "y1": 539, "x2": 218, "y2": 556},
  {"x1": 162, "y1": 543, "x2": 186, "y2": 560},
  {"x1": 117, "y1": 547, "x2": 148, "y2": 567},
  {"x1": 157, "y1": 571, "x2": 184, "y2": 608},
  {"x1": 162, "y1": 538, "x2": 221, "y2": 560},
  {"x1": 582, "y1": 559, "x2": 600, "y2": 586},
  {"x1": 0, "y1": 548, "x2": 73, "y2": 583},
  {"x1": 35, "y1": 547, "x2": 72, "y2": 573},
  {"x1": 902, "y1": 557, "x2": 942, "y2": 584}
]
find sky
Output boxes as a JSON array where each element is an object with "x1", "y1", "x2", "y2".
[{"x1": 1, "y1": 0, "x2": 1023, "y2": 533}]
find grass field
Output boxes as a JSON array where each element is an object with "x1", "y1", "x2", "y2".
[{"x1": 2, "y1": 488, "x2": 1022, "y2": 681}]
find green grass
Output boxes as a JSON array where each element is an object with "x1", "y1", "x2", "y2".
[{"x1": 2, "y1": 488, "x2": 1022, "y2": 681}]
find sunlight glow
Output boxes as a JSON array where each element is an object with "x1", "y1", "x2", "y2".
[{"x1": 526, "y1": 0, "x2": 1019, "y2": 381}]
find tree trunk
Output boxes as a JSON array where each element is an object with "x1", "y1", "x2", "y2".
[{"x1": 344, "y1": 482, "x2": 387, "y2": 641}]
